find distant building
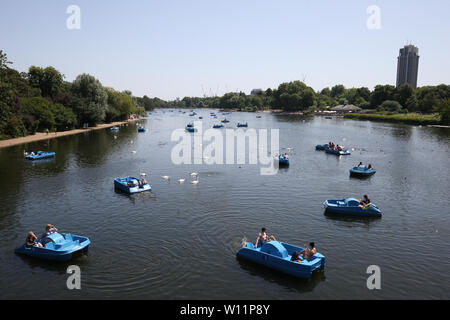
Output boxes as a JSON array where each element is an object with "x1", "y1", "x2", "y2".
[
  {"x1": 251, "y1": 89, "x2": 263, "y2": 95},
  {"x1": 330, "y1": 104, "x2": 361, "y2": 113},
  {"x1": 396, "y1": 45, "x2": 420, "y2": 89}
]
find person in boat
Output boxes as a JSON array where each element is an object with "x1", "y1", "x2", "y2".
[
  {"x1": 41, "y1": 224, "x2": 58, "y2": 239},
  {"x1": 337, "y1": 145, "x2": 344, "y2": 151},
  {"x1": 283, "y1": 153, "x2": 289, "y2": 159},
  {"x1": 255, "y1": 227, "x2": 276, "y2": 248},
  {"x1": 357, "y1": 162, "x2": 364, "y2": 167},
  {"x1": 26, "y1": 231, "x2": 43, "y2": 248},
  {"x1": 359, "y1": 195, "x2": 371, "y2": 208},
  {"x1": 290, "y1": 251, "x2": 303, "y2": 263},
  {"x1": 300, "y1": 242, "x2": 317, "y2": 259},
  {"x1": 367, "y1": 164, "x2": 373, "y2": 169},
  {"x1": 127, "y1": 180, "x2": 137, "y2": 187},
  {"x1": 139, "y1": 177, "x2": 147, "y2": 187}
]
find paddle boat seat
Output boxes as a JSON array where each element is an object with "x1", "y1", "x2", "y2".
[{"x1": 260, "y1": 241, "x2": 289, "y2": 259}]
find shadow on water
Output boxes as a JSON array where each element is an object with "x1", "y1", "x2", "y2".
[
  {"x1": 324, "y1": 210, "x2": 382, "y2": 228},
  {"x1": 15, "y1": 250, "x2": 90, "y2": 274},
  {"x1": 236, "y1": 257, "x2": 326, "y2": 294}
]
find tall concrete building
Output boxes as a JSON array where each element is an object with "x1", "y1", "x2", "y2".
[{"x1": 396, "y1": 45, "x2": 420, "y2": 89}]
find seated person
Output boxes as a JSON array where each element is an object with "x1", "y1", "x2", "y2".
[
  {"x1": 337, "y1": 145, "x2": 344, "y2": 151},
  {"x1": 290, "y1": 251, "x2": 303, "y2": 263},
  {"x1": 41, "y1": 224, "x2": 58, "y2": 239},
  {"x1": 300, "y1": 242, "x2": 317, "y2": 259},
  {"x1": 283, "y1": 153, "x2": 289, "y2": 159},
  {"x1": 255, "y1": 227, "x2": 276, "y2": 248},
  {"x1": 367, "y1": 164, "x2": 373, "y2": 169},
  {"x1": 357, "y1": 162, "x2": 364, "y2": 167},
  {"x1": 359, "y1": 195, "x2": 371, "y2": 208},
  {"x1": 26, "y1": 231, "x2": 43, "y2": 248},
  {"x1": 127, "y1": 180, "x2": 137, "y2": 187}
]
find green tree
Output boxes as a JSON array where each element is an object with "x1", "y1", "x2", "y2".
[
  {"x1": 28, "y1": 66, "x2": 64, "y2": 98},
  {"x1": 71, "y1": 74, "x2": 108, "y2": 126},
  {"x1": 370, "y1": 85, "x2": 395, "y2": 108},
  {"x1": 394, "y1": 84, "x2": 414, "y2": 107},
  {"x1": 0, "y1": 50, "x2": 12, "y2": 69}
]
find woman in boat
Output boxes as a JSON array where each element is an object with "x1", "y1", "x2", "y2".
[
  {"x1": 127, "y1": 180, "x2": 137, "y2": 187},
  {"x1": 367, "y1": 164, "x2": 373, "y2": 169},
  {"x1": 255, "y1": 228, "x2": 276, "y2": 248},
  {"x1": 359, "y1": 195, "x2": 371, "y2": 208},
  {"x1": 337, "y1": 145, "x2": 344, "y2": 151},
  {"x1": 300, "y1": 242, "x2": 317, "y2": 259},
  {"x1": 139, "y1": 177, "x2": 147, "y2": 187},
  {"x1": 26, "y1": 232, "x2": 43, "y2": 248}
]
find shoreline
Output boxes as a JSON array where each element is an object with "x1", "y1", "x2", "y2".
[{"x1": 0, "y1": 119, "x2": 139, "y2": 149}]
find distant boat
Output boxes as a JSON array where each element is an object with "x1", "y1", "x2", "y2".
[
  {"x1": 256, "y1": 115, "x2": 262, "y2": 118},
  {"x1": 324, "y1": 198, "x2": 381, "y2": 217},
  {"x1": 349, "y1": 166, "x2": 376, "y2": 177},
  {"x1": 276, "y1": 155, "x2": 290, "y2": 167},
  {"x1": 25, "y1": 151, "x2": 55, "y2": 160},
  {"x1": 110, "y1": 126, "x2": 119, "y2": 131},
  {"x1": 221, "y1": 118, "x2": 230, "y2": 123},
  {"x1": 315, "y1": 144, "x2": 330, "y2": 151},
  {"x1": 213, "y1": 124, "x2": 224, "y2": 129},
  {"x1": 137, "y1": 127, "x2": 146, "y2": 132},
  {"x1": 186, "y1": 127, "x2": 197, "y2": 132},
  {"x1": 114, "y1": 175, "x2": 151, "y2": 194},
  {"x1": 237, "y1": 122, "x2": 248, "y2": 128}
]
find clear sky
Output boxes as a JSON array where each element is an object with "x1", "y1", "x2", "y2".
[{"x1": 1, "y1": 0, "x2": 449, "y2": 100}]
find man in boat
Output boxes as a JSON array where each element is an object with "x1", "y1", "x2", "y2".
[
  {"x1": 337, "y1": 145, "x2": 344, "y2": 151},
  {"x1": 139, "y1": 175, "x2": 147, "y2": 187},
  {"x1": 255, "y1": 227, "x2": 276, "y2": 248},
  {"x1": 357, "y1": 162, "x2": 364, "y2": 167},
  {"x1": 300, "y1": 242, "x2": 317, "y2": 260},
  {"x1": 367, "y1": 164, "x2": 373, "y2": 169},
  {"x1": 359, "y1": 195, "x2": 371, "y2": 208}
]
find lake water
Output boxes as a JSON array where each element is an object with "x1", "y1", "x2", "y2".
[{"x1": 0, "y1": 109, "x2": 449, "y2": 299}]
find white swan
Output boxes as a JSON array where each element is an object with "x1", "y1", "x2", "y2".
[
  {"x1": 178, "y1": 179, "x2": 185, "y2": 183},
  {"x1": 190, "y1": 172, "x2": 199, "y2": 176},
  {"x1": 161, "y1": 176, "x2": 170, "y2": 180}
]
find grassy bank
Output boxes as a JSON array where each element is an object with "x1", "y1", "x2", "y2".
[{"x1": 344, "y1": 113, "x2": 441, "y2": 126}]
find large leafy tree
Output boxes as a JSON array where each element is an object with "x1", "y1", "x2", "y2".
[
  {"x1": 71, "y1": 73, "x2": 108, "y2": 126},
  {"x1": 28, "y1": 66, "x2": 64, "y2": 98}
]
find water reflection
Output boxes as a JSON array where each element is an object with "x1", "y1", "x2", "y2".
[{"x1": 236, "y1": 257, "x2": 326, "y2": 294}]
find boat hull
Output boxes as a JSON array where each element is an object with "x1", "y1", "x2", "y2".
[
  {"x1": 325, "y1": 149, "x2": 351, "y2": 156},
  {"x1": 114, "y1": 177, "x2": 152, "y2": 194},
  {"x1": 324, "y1": 198, "x2": 382, "y2": 217},
  {"x1": 15, "y1": 233, "x2": 90, "y2": 261},
  {"x1": 237, "y1": 241, "x2": 325, "y2": 279},
  {"x1": 349, "y1": 167, "x2": 376, "y2": 176},
  {"x1": 25, "y1": 151, "x2": 56, "y2": 160}
]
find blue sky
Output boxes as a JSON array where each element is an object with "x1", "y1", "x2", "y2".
[{"x1": 1, "y1": 0, "x2": 449, "y2": 100}]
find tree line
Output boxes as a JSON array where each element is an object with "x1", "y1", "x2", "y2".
[
  {"x1": 0, "y1": 50, "x2": 163, "y2": 139},
  {"x1": 168, "y1": 81, "x2": 450, "y2": 124}
]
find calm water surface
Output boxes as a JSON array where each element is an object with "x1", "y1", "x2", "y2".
[{"x1": 0, "y1": 110, "x2": 449, "y2": 299}]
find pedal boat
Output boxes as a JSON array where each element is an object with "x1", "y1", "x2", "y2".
[
  {"x1": 114, "y1": 175, "x2": 151, "y2": 194},
  {"x1": 237, "y1": 241, "x2": 325, "y2": 279},
  {"x1": 349, "y1": 166, "x2": 376, "y2": 176},
  {"x1": 15, "y1": 232, "x2": 90, "y2": 261},
  {"x1": 25, "y1": 151, "x2": 56, "y2": 160},
  {"x1": 323, "y1": 198, "x2": 382, "y2": 217}
]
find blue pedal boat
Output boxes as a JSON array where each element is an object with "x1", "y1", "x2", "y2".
[
  {"x1": 323, "y1": 198, "x2": 382, "y2": 217},
  {"x1": 114, "y1": 176, "x2": 151, "y2": 194},
  {"x1": 349, "y1": 166, "x2": 376, "y2": 176},
  {"x1": 110, "y1": 126, "x2": 120, "y2": 131},
  {"x1": 221, "y1": 119, "x2": 230, "y2": 123},
  {"x1": 315, "y1": 144, "x2": 330, "y2": 151},
  {"x1": 277, "y1": 155, "x2": 290, "y2": 166},
  {"x1": 137, "y1": 127, "x2": 146, "y2": 132},
  {"x1": 237, "y1": 122, "x2": 248, "y2": 127},
  {"x1": 15, "y1": 233, "x2": 90, "y2": 261},
  {"x1": 325, "y1": 148, "x2": 351, "y2": 156},
  {"x1": 25, "y1": 151, "x2": 56, "y2": 160},
  {"x1": 237, "y1": 241, "x2": 325, "y2": 279},
  {"x1": 213, "y1": 124, "x2": 224, "y2": 129}
]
